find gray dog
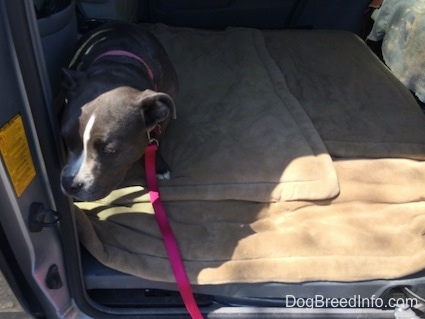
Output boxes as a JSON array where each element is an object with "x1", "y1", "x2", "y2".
[{"x1": 60, "y1": 22, "x2": 178, "y2": 201}]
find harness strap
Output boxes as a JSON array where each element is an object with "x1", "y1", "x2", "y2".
[
  {"x1": 145, "y1": 143, "x2": 204, "y2": 319},
  {"x1": 92, "y1": 50, "x2": 158, "y2": 91},
  {"x1": 369, "y1": 0, "x2": 384, "y2": 9}
]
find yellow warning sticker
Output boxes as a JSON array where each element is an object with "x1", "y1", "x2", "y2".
[{"x1": 0, "y1": 114, "x2": 36, "y2": 197}]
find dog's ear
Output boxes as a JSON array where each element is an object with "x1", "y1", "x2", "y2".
[
  {"x1": 139, "y1": 90, "x2": 176, "y2": 130},
  {"x1": 62, "y1": 68, "x2": 85, "y2": 91}
]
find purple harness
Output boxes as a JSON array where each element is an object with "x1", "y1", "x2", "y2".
[{"x1": 93, "y1": 50, "x2": 157, "y2": 91}]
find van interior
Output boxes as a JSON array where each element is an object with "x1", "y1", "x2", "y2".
[{"x1": 1, "y1": 0, "x2": 425, "y2": 318}]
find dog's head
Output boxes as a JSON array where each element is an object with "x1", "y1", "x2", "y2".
[{"x1": 60, "y1": 71, "x2": 175, "y2": 201}]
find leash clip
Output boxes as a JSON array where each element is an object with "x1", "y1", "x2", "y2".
[
  {"x1": 147, "y1": 131, "x2": 159, "y2": 146},
  {"x1": 147, "y1": 124, "x2": 162, "y2": 146}
]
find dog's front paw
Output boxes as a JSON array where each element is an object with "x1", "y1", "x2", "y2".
[
  {"x1": 155, "y1": 151, "x2": 171, "y2": 180},
  {"x1": 156, "y1": 170, "x2": 171, "y2": 180}
]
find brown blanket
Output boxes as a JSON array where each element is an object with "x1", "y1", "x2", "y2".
[
  {"x1": 265, "y1": 30, "x2": 425, "y2": 159},
  {"x1": 150, "y1": 25, "x2": 339, "y2": 202},
  {"x1": 76, "y1": 158, "x2": 425, "y2": 284},
  {"x1": 76, "y1": 26, "x2": 425, "y2": 285}
]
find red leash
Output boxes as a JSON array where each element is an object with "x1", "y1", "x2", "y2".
[{"x1": 145, "y1": 143, "x2": 204, "y2": 319}]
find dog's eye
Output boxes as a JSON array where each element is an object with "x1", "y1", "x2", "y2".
[
  {"x1": 94, "y1": 139, "x2": 117, "y2": 155},
  {"x1": 102, "y1": 145, "x2": 117, "y2": 155}
]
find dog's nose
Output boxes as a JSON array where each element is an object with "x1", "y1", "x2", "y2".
[
  {"x1": 69, "y1": 182, "x2": 83, "y2": 194},
  {"x1": 62, "y1": 178, "x2": 84, "y2": 196}
]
